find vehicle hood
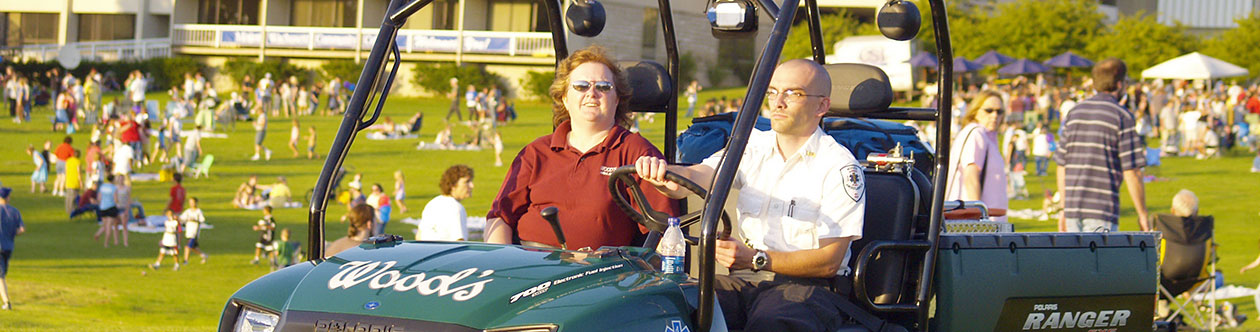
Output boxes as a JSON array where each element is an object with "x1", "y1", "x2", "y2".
[{"x1": 262, "y1": 241, "x2": 671, "y2": 328}]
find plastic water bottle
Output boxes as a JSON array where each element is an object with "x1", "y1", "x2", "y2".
[{"x1": 658, "y1": 218, "x2": 686, "y2": 274}]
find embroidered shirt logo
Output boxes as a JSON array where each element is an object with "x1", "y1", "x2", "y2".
[
  {"x1": 600, "y1": 166, "x2": 617, "y2": 176},
  {"x1": 841, "y1": 165, "x2": 864, "y2": 202}
]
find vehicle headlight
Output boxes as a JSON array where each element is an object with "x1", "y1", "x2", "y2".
[{"x1": 234, "y1": 306, "x2": 280, "y2": 332}]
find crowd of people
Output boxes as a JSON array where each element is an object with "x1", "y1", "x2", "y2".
[
  {"x1": 910, "y1": 64, "x2": 1260, "y2": 226},
  {"x1": 6, "y1": 43, "x2": 1260, "y2": 326}
]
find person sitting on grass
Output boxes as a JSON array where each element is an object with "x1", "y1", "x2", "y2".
[
  {"x1": 262, "y1": 176, "x2": 294, "y2": 208},
  {"x1": 181, "y1": 197, "x2": 208, "y2": 264},
  {"x1": 69, "y1": 183, "x2": 99, "y2": 221},
  {"x1": 252, "y1": 206, "x2": 277, "y2": 265},
  {"x1": 326, "y1": 203, "x2": 374, "y2": 258},
  {"x1": 234, "y1": 175, "x2": 262, "y2": 209},
  {"x1": 149, "y1": 208, "x2": 182, "y2": 271}
]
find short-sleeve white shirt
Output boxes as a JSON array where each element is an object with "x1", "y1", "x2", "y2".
[
  {"x1": 181, "y1": 208, "x2": 205, "y2": 239},
  {"x1": 161, "y1": 217, "x2": 180, "y2": 247},
  {"x1": 112, "y1": 144, "x2": 134, "y2": 175},
  {"x1": 701, "y1": 128, "x2": 866, "y2": 275},
  {"x1": 419, "y1": 195, "x2": 468, "y2": 241}
]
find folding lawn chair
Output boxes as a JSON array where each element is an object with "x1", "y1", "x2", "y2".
[
  {"x1": 193, "y1": 154, "x2": 215, "y2": 179},
  {"x1": 1156, "y1": 213, "x2": 1219, "y2": 330}
]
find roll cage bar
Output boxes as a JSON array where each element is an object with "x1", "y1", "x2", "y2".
[{"x1": 308, "y1": 0, "x2": 953, "y2": 331}]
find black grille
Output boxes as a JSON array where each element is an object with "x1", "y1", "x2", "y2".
[{"x1": 280, "y1": 310, "x2": 482, "y2": 332}]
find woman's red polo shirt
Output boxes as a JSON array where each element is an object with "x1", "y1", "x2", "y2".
[{"x1": 488, "y1": 121, "x2": 680, "y2": 249}]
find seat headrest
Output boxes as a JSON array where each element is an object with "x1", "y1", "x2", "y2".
[
  {"x1": 824, "y1": 63, "x2": 893, "y2": 116},
  {"x1": 619, "y1": 60, "x2": 673, "y2": 113}
]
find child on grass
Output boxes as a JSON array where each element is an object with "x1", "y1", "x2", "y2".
[
  {"x1": 251, "y1": 206, "x2": 276, "y2": 265},
  {"x1": 181, "y1": 197, "x2": 208, "y2": 264},
  {"x1": 149, "y1": 209, "x2": 181, "y2": 271},
  {"x1": 393, "y1": 170, "x2": 408, "y2": 214},
  {"x1": 306, "y1": 126, "x2": 318, "y2": 160},
  {"x1": 273, "y1": 228, "x2": 303, "y2": 269}
]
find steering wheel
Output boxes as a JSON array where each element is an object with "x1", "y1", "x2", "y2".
[{"x1": 608, "y1": 165, "x2": 732, "y2": 241}]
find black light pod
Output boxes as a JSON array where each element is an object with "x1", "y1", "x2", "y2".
[
  {"x1": 877, "y1": 0, "x2": 921, "y2": 41},
  {"x1": 566, "y1": 0, "x2": 607, "y2": 37}
]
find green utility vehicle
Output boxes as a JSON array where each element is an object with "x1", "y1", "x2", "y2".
[{"x1": 219, "y1": 0, "x2": 1162, "y2": 331}]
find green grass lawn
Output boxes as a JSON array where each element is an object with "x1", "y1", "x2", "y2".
[{"x1": 0, "y1": 87, "x2": 1258, "y2": 330}]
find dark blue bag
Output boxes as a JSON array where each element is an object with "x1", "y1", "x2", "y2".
[{"x1": 676, "y1": 113, "x2": 935, "y2": 176}]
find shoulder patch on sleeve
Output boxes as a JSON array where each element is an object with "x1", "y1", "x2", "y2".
[{"x1": 840, "y1": 164, "x2": 864, "y2": 202}]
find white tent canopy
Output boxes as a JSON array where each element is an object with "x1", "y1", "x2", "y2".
[{"x1": 1141, "y1": 52, "x2": 1249, "y2": 80}]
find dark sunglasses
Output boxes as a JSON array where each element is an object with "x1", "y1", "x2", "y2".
[
  {"x1": 981, "y1": 107, "x2": 1004, "y2": 114},
  {"x1": 571, "y1": 80, "x2": 613, "y2": 93}
]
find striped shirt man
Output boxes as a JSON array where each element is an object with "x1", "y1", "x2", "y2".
[{"x1": 1054, "y1": 93, "x2": 1147, "y2": 229}]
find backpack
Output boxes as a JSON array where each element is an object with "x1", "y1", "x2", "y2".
[{"x1": 677, "y1": 113, "x2": 935, "y2": 177}]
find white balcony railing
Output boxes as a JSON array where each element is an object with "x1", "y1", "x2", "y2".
[
  {"x1": 0, "y1": 38, "x2": 171, "y2": 62},
  {"x1": 172, "y1": 24, "x2": 555, "y2": 57}
]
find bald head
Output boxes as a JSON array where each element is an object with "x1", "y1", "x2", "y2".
[
  {"x1": 1171, "y1": 189, "x2": 1198, "y2": 217},
  {"x1": 776, "y1": 59, "x2": 832, "y2": 97}
]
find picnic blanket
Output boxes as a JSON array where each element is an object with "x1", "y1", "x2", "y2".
[
  {"x1": 367, "y1": 132, "x2": 419, "y2": 140},
  {"x1": 126, "y1": 215, "x2": 216, "y2": 233},
  {"x1": 416, "y1": 142, "x2": 483, "y2": 151},
  {"x1": 130, "y1": 173, "x2": 160, "y2": 182},
  {"x1": 241, "y1": 202, "x2": 304, "y2": 210}
]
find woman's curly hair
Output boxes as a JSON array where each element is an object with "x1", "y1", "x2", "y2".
[{"x1": 547, "y1": 45, "x2": 633, "y2": 129}]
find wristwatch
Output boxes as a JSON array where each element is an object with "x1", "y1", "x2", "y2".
[{"x1": 751, "y1": 250, "x2": 768, "y2": 272}]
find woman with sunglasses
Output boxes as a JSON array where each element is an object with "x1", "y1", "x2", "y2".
[
  {"x1": 484, "y1": 46, "x2": 679, "y2": 250},
  {"x1": 945, "y1": 90, "x2": 1009, "y2": 222}
]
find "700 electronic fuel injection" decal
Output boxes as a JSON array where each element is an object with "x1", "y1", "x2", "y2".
[{"x1": 510, "y1": 264, "x2": 626, "y2": 304}]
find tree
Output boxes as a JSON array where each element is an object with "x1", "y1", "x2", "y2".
[
  {"x1": 950, "y1": 0, "x2": 1105, "y2": 61},
  {"x1": 1085, "y1": 12, "x2": 1200, "y2": 75},
  {"x1": 780, "y1": 10, "x2": 876, "y2": 61},
  {"x1": 1202, "y1": 12, "x2": 1260, "y2": 80}
]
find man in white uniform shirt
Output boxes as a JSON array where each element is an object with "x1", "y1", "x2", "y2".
[
  {"x1": 418, "y1": 165, "x2": 474, "y2": 241},
  {"x1": 635, "y1": 59, "x2": 865, "y2": 331}
]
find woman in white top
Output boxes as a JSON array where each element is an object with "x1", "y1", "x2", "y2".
[{"x1": 945, "y1": 90, "x2": 1009, "y2": 222}]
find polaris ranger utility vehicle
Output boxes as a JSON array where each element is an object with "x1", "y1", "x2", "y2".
[{"x1": 220, "y1": 0, "x2": 1162, "y2": 331}]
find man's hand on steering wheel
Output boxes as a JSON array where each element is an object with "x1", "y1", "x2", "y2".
[{"x1": 635, "y1": 156, "x2": 681, "y2": 197}]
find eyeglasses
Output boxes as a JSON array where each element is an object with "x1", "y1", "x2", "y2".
[
  {"x1": 981, "y1": 107, "x2": 1004, "y2": 114},
  {"x1": 570, "y1": 80, "x2": 613, "y2": 93},
  {"x1": 766, "y1": 87, "x2": 825, "y2": 104}
]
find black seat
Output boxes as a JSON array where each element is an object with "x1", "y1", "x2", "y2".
[
  {"x1": 619, "y1": 60, "x2": 673, "y2": 113},
  {"x1": 825, "y1": 63, "x2": 926, "y2": 322},
  {"x1": 1155, "y1": 214, "x2": 1213, "y2": 296},
  {"x1": 824, "y1": 63, "x2": 893, "y2": 118}
]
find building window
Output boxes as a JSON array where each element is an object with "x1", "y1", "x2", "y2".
[
  {"x1": 431, "y1": 0, "x2": 457, "y2": 30},
  {"x1": 488, "y1": 0, "x2": 549, "y2": 32},
  {"x1": 198, "y1": 0, "x2": 259, "y2": 25},
  {"x1": 641, "y1": 8, "x2": 658, "y2": 60},
  {"x1": 292, "y1": 0, "x2": 357, "y2": 27},
  {"x1": 1, "y1": 12, "x2": 59, "y2": 47},
  {"x1": 152, "y1": 15, "x2": 171, "y2": 38},
  {"x1": 78, "y1": 14, "x2": 136, "y2": 42}
]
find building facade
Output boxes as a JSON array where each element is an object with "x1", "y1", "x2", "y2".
[{"x1": 2, "y1": 0, "x2": 772, "y2": 97}]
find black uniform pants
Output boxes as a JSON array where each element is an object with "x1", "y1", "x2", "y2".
[{"x1": 715, "y1": 274, "x2": 852, "y2": 332}]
